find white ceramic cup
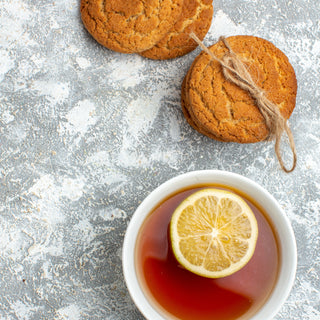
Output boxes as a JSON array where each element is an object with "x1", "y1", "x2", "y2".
[{"x1": 122, "y1": 170, "x2": 297, "y2": 320}]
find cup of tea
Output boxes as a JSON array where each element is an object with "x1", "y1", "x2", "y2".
[{"x1": 122, "y1": 170, "x2": 297, "y2": 320}]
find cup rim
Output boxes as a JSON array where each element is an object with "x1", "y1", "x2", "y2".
[{"x1": 122, "y1": 170, "x2": 297, "y2": 320}]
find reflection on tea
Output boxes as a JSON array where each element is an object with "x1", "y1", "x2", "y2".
[{"x1": 135, "y1": 185, "x2": 279, "y2": 320}]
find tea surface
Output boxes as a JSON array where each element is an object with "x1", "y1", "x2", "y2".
[{"x1": 135, "y1": 186, "x2": 279, "y2": 320}]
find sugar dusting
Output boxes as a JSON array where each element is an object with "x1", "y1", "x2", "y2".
[
  {"x1": 0, "y1": 49, "x2": 15, "y2": 82},
  {"x1": 28, "y1": 174, "x2": 86, "y2": 225},
  {"x1": 109, "y1": 56, "x2": 147, "y2": 89},
  {"x1": 58, "y1": 99, "x2": 99, "y2": 144},
  {"x1": 207, "y1": 10, "x2": 246, "y2": 39},
  {"x1": 31, "y1": 81, "x2": 70, "y2": 105},
  {"x1": 56, "y1": 304, "x2": 82, "y2": 320}
]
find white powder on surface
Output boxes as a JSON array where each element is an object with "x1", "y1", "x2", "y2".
[
  {"x1": 76, "y1": 57, "x2": 91, "y2": 69},
  {"x1": 0, "y1": 110, "x2": 15, "y2": 124},
  {"x1": 0, "y1": 49, "x2": 15, "y2": 82},
  {"x1": 28, "y1": 174, "x2": 86, "y2": 225},
  {"x1": 207, "y1": 10, "x2": 246, "y2": 40},
  {"x1": 31, "y1": 81, "x2": 70, "y2": 105},
  {"x1": 109, "y1": 56, "x2": 147, "y2": 89},
  {"x1": 58, "y1": 99, "x2": 98, "y2": 139},
  {"x1": 56, "y1": 304, "x2": 82, "y2": 320},
  {"x1": 98, "y1": 207, "x2": 127, "y2": 221}
]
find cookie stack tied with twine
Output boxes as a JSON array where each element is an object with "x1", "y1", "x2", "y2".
[
  {"x1": 183, "y1": 34, "x2": 298, "y2": 172},
  {"x1": 80, "y1": 0, "x2": 213, "y2": 59}
]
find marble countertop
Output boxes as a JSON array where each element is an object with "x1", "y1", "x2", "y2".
[{"x1": 1, "y1": 0, "x2": 320, "y2": 319}]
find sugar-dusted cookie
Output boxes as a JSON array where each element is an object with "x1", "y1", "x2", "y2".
[
  {"x1": 80, "y1": 0, "x2": 184, "y2": 54},
  {"x1": 184, "y1": 36, "x2": 297, "y2": 143},
  {"x1": 140, "y1": 0, "x2": 213, "y2": 60},
  {"x1": 182, "y1": 65, "x2": 226, "y2": 141}
]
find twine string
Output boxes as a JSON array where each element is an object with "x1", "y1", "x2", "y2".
[{"x1": 189, "y1": 32, "x2": 297, "y2": 173}]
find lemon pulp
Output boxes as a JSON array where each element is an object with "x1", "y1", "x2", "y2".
[{"x1": 170, "y1": 188, "x2": 258, "y2": 278}]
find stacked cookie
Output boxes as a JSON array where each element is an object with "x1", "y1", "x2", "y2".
[
  {"x1": 80, "y1": 0, "x2": 213, "y2": 59},
  {"x1": 182, "y1": 36, "x2": 297, "y2": 143},
  {"x1": 80, "y1": 2, "x2": 297, "y2": 169}
]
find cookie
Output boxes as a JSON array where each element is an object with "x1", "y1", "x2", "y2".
[
  {"x1": 184, "y1": 36, "x2": 297, "y2": 143},
  {"x1": 140, "y1": 0, "x2": 213, "y2": 60},
  {"x1": 80, "y1": 0, "x2": 184, "y2": 54},
  {"x1": 182, "y1": 66, "x2": 226, "y2": 142}
]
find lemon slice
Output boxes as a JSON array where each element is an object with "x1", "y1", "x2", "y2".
[{"x1": 170, "y1": 188, "x2": 258, "y2": 278}]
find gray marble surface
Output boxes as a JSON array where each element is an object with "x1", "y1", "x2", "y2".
[{"x1": 1, "y1": 0, "x2": 320, "y2": 319}]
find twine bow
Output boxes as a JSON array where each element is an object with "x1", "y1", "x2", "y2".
[{"x1": 189, "y1": 32, "x2": 297, "y2": 173}]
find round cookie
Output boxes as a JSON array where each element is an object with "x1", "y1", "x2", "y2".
[
  {"x1": 182, "y1": 63, "x2": 226, "y2": 142},
  {"x1": 185, "y1": 36, "x2": 297, "y2": 143},
  {"x1": 140, "y1": 0, "x2": 213, "y2": 60},
  {"x1": 182, "y1": 75, "x2": 226, "y2": 141},
  {"x1": 80, "y1": 0, "x2": 184, "y2": 54}
]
